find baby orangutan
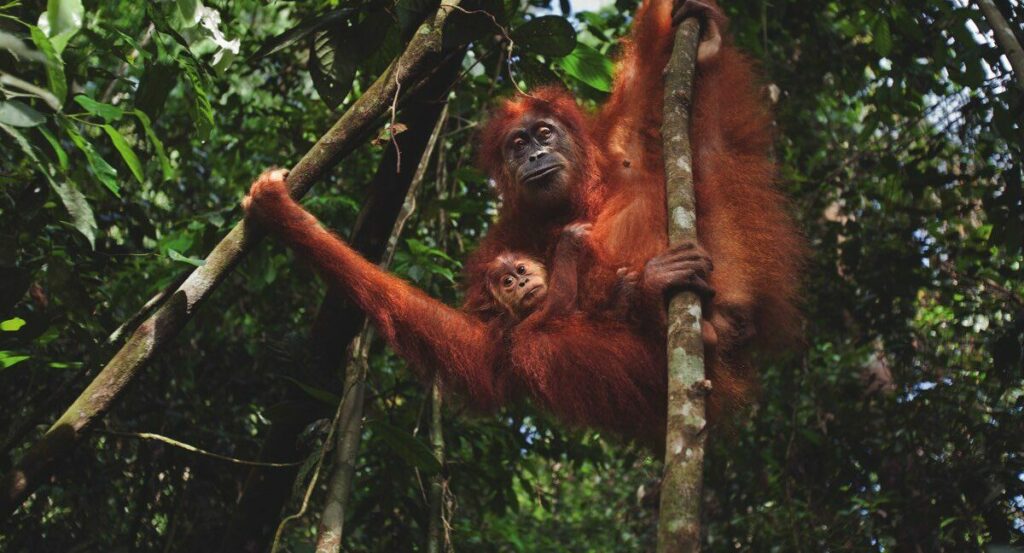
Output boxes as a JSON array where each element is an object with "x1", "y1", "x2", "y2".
[
  {"x1": 485, "y1": 223, "x2": 657, "y2": 327},
  {"x1": 485, "y1": 223, "x2": 597, "y2": 324},
  {"x1": 485, "y1": 255, "x2": 549, "y2": 320},
  {"x1": 484, "y1": 221, "x2": 702, "y2": 443}
]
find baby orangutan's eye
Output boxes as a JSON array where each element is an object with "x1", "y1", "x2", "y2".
[
  {"x1": 516, "y1": 265, "x2": 526, "y2": 275},
  {"x1": 503, "y1": 276, "x2": 514, "y2": 287}
]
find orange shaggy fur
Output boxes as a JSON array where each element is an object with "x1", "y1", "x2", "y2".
[{"x1": 244, "y1": 0, "x2": 803, "y2": 446}]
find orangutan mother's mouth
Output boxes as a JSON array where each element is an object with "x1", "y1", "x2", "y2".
[{"x1": 523, "y1": 164, "x2": 563, "y2": 184}]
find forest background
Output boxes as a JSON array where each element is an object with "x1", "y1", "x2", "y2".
[{"x1": 0, "y1": 0, "x2": 1022, "y2": 551}]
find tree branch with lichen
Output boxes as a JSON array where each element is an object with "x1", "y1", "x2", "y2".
[{"x1": 656, "y1": 16, "x2": 706, "y2": 553}]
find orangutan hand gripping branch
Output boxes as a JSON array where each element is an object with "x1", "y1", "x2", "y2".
[{"x1": 243, "y1": 0, "x2": 803, "y2": 445}]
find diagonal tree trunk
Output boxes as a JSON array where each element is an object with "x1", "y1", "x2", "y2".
[
  {"x1": 656, "y1": 17, "x2": 706, "y2": 553},
  {"x1": 0, "y1": 0, "x2": 463, "y2": 519},
  {"x1": 975, "y1": 0, "x2": 1024, "y2": 89}
]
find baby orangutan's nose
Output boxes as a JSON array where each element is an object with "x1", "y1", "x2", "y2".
[{"x1": 519, "y1": 279, "x2": 528, "y2": 287}]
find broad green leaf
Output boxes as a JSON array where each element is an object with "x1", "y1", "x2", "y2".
[
  {"x1": 38, "y1": 126, "x2": 68, "y2": 170},
  {"x1": 0, "y1": 100, "x2": 45, "y2": 127},
  {"x1": 47, "y1": 0, "x2": 84, "y2": 36},
  {"x1": 0, "y1": 351, "x2": 30, "y2": 370},
  {"x1": 49, "y1": 29, "x2": 76, "y2": 54},
  {"x1": 44, "y1": 0, "x2": 84, "y2": 53},
  {"x1": 102, "y1": 124, "x2": 143, "y2": 184},
  {"x1": 52, "y1": 180, "x2": 97, "y2": 248},
  {"x1": 168, "y1": 249, "x2": 205, "y2": 267},
  {"x1": 73, "y1": 95, "x2": 124, "y2": 121},
  {"x1": 1, "y1": 317, "x2": 26, "y2": 331},
  {"x1": 133, "y1": 110, "x2": 172, "y2": 181},
  {"x1": 369, "y1": 420, "x2": 442, "y2": 475},
  {"x1": 442, "y1": 3, "x2": 505, "y2": 50},
  {"x1": 512, "y1": 15, "x2": 577, "y2": 57},
  {"x1": 558, "y1": 43, "x2": 613, "y2": 92},
  {"x1": 62, "y1": 119, "x2": 120, "y2": 197},
  {"x1": 309, "y1": 29, "x2": 356, "y2": 109}
]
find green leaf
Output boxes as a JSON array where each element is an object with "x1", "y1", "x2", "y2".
[
  {"x1": 558, "y1": 43, "x2": 613, "y2": 92},
  {"x1": 62, "y1": 119, "x2": 120, "y2": 197},
  {"x1": 309, "y1": 29, "x2": 356, "y2": 109},
  {"x1": 44, "y1": 0, "x2": 83, "y2": 53},
  {"x1": 406, "y1": 238, "x2": 457, "y2": 264},
  {"x1": 179, "y1": 58, "x2": 214, "y2": 138},
  {"x1": 871, "y1": 18, "x2": 892, "y2": 57},
  {"x1": 513, "y1": 15, "x2": 577, "y2": 57},
  {"x1": 0, "y1": 122, "x2": 95, "y2": 246},
  {"x1": 135, "y1": 63, "x2": 179, "y2": 121},
  {"x1": 38, "y1": 126, "x2": 68, "y2": 170},
  {"x1": 249, "y1": 8, "x2": 354, "y2": 60},
  {"x1": 0, "y1": 100, "x2": 46, "y2": 127},
  {"x1": 29, "y1": 26, "x2": 67, "y2": 105},
  {"x1": 442, "y1": 3, "x2": 506, "y2": 50},
  {"x1": 133, "y1": 110, "x2": 172, "y2": 181},
  {"x1": 47, "y1": 0, "x2": 84, "y2": 37},
  {"x1": 1, "y1": 317, "x2": 26, "y2": 331},
  {"x1": 73, "y1": 95, "x2": 124, "y2": 121},
  {"x1": 0, "y1": 351, "x2": 30, "y2": 370},
  {"x1": 102, "y1": 124, "x2": 143, "y2": 183},
  {"x1": 369, "y1": 420, "x2": 442, "y2": 475},
  {"x1": 176, "y1": 0, "x2": 199, "y2": 25},
  {"x1": 519, "y1": 56, "x2": 564, "y2": 90},
  {"x1": 52, "y1": 180, "x2": 97, "y2": 248},
  {"x1": 167, "y1": 249, "x2": 205, "y2": 267},
  {"x1": 48, "y1": 361, "x2": 83, "y2": 369}
]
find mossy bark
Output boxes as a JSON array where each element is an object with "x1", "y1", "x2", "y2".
[{"x1": 656, "y1": 17, "x2": 706, "y2": 553}]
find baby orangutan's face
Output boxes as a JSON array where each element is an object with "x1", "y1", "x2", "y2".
[{"x1": 487, "y1": 254, "x2": 548, "y2": 318}]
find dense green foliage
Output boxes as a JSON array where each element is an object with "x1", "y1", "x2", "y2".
[{"x1": 1, "y1": 0, "x2": 1021, "y2": 551}]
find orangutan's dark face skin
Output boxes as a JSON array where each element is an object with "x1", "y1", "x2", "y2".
[
  {"x1": 487, "y1": 254, "x2": 549, "y2": 318},
  {"x1": 504, "y1": 115, "x2": 575, "y2": 210}
]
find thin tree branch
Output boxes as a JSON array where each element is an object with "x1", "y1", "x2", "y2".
[
  {"x1": 426, "y1": 381, "x2": 446, "y2": 553},
  {"x1": 656, "y1": 17, "x2": 706, "y2": 553},
  {"x1": 98, "y1": 430, "x2": 302, "y2": 468},
  {"x1": 313, "y1": 101, "x2": 448, "y2": 553},
  {"x1": 0, "y1": 0, "x2": 463, "y2": 518}
]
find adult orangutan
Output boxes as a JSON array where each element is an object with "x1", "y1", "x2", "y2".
[{"x1": 243, "y1": 0, "x2": 803, "y2": 444}]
